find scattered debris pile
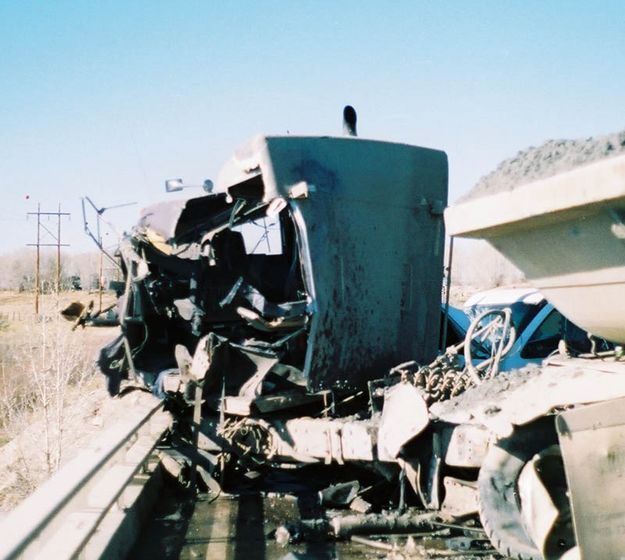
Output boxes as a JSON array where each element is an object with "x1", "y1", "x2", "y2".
[{"x1": 274, "y1": 507, "x2": 496, "y2": 558}]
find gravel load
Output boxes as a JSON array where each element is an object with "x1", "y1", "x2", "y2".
[
  {"x1": 430, "y1": 365, "x2": 541, "y2": 420},
  {"x1": 462, "y1": 128, "x2": 625, "y2": 201}
]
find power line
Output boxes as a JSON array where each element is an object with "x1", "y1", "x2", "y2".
[{"x1": 26, "y1": 203, "x2": 70, "y2": 314}]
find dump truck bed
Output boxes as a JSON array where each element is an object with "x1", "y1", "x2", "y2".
[{"x1": 446, "y1": 154, "x2": 625, "y2": 343}]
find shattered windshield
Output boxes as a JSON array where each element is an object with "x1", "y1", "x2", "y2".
[
  {"x1": 232, "y1": 216, "x2": 283, "y2": 255},
  {"x1": 467, "y1": 301, "x2": 545, "y2": 335}
]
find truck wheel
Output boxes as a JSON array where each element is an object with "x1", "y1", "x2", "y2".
[{"x1": 478, "y1": 420, "x2": 574, "y2": 560}]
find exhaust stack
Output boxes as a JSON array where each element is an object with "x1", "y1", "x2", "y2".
[{"x1": 343, "y1": 105, "x2": 357, "y2": 136}]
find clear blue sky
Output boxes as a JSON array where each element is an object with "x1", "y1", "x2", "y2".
[{"x1": 1, "y1": 1, "x2": 624, "y2": 253}]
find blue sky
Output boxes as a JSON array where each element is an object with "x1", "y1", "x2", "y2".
[{"x1": 1, "y1": 1, "x2": 624, "y2": 253}]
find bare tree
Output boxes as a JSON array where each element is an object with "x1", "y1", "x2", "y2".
[
  {"x1": 0, "y1": 249, "x2": 103, "y2": 291},
  {"x1": 451, "y1": 240, "x2": 524, "y2": 288},
  {"x1": 0, "y1": 293, "x2": 95, "y2": 499}
]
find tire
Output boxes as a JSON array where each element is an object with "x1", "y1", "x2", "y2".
[{"x1": 478, "y1": 419, "x2": 574, "y2": 560}]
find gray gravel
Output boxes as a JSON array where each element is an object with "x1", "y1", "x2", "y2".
[
  {"x1": 461, "y1": 127, "x2": 625, "y2": 201},
  {"x1": 430, "y1": 365, "x2": 541, "y2": 419}
]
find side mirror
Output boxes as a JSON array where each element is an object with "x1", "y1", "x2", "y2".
[
  {"x1": 165, "y1": 178, "x2": 184, "y2": 192},
  {"x1": 166, "y1": 178, "x2": 214, "y2": 193}
]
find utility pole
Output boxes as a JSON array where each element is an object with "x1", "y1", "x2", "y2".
[{"x1": 27, "y1": 204, "x2": 71, "y2": 314}]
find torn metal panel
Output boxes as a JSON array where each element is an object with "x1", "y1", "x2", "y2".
[
  {"x1": 517, "y1": 445, "x2": 571, "y2": 560},
  {"x1": 378, "y1": 383, "x2": 429, "y2": 458},
  {"x1": 196, "y1": 332, "x2": 280, "y2": 396},
  {"x1": 136, "y1": 198, "x2": 189, "y2": 242},
  {"x1": 557, "y1": 397, "x2": 625, "y2": 560},
  {"x1": 318, "y1": 481, "x2": 360, "y2": 508},
  {"x1": 137, "y1": 193, "x2": 235, "y2": 246},
  {"x1": 225, "y1": 278, "x2": 309, "y2": 318}
]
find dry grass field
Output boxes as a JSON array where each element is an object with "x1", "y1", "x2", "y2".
[{"x1": 0, "y1": 289, "x2": 124, "y2": 511}]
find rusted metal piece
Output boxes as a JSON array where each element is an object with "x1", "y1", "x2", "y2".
[
  {"x1": 273, "y1": 511, "x2": 442, "y2": 543},
  {"x1": 318, "y1": 480, "x2": 360, "y2": 508},
  {"x1": 330, "y1": 510, "x2": 439, "y2": 539}
]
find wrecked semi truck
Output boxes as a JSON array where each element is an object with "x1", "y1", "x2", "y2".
[
  {"x1": 100, "y1": 134, "x2": 448, "y2": 396},
  {"x1": 97, "y1": 118, "x2": 625, "y2": 560}
]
